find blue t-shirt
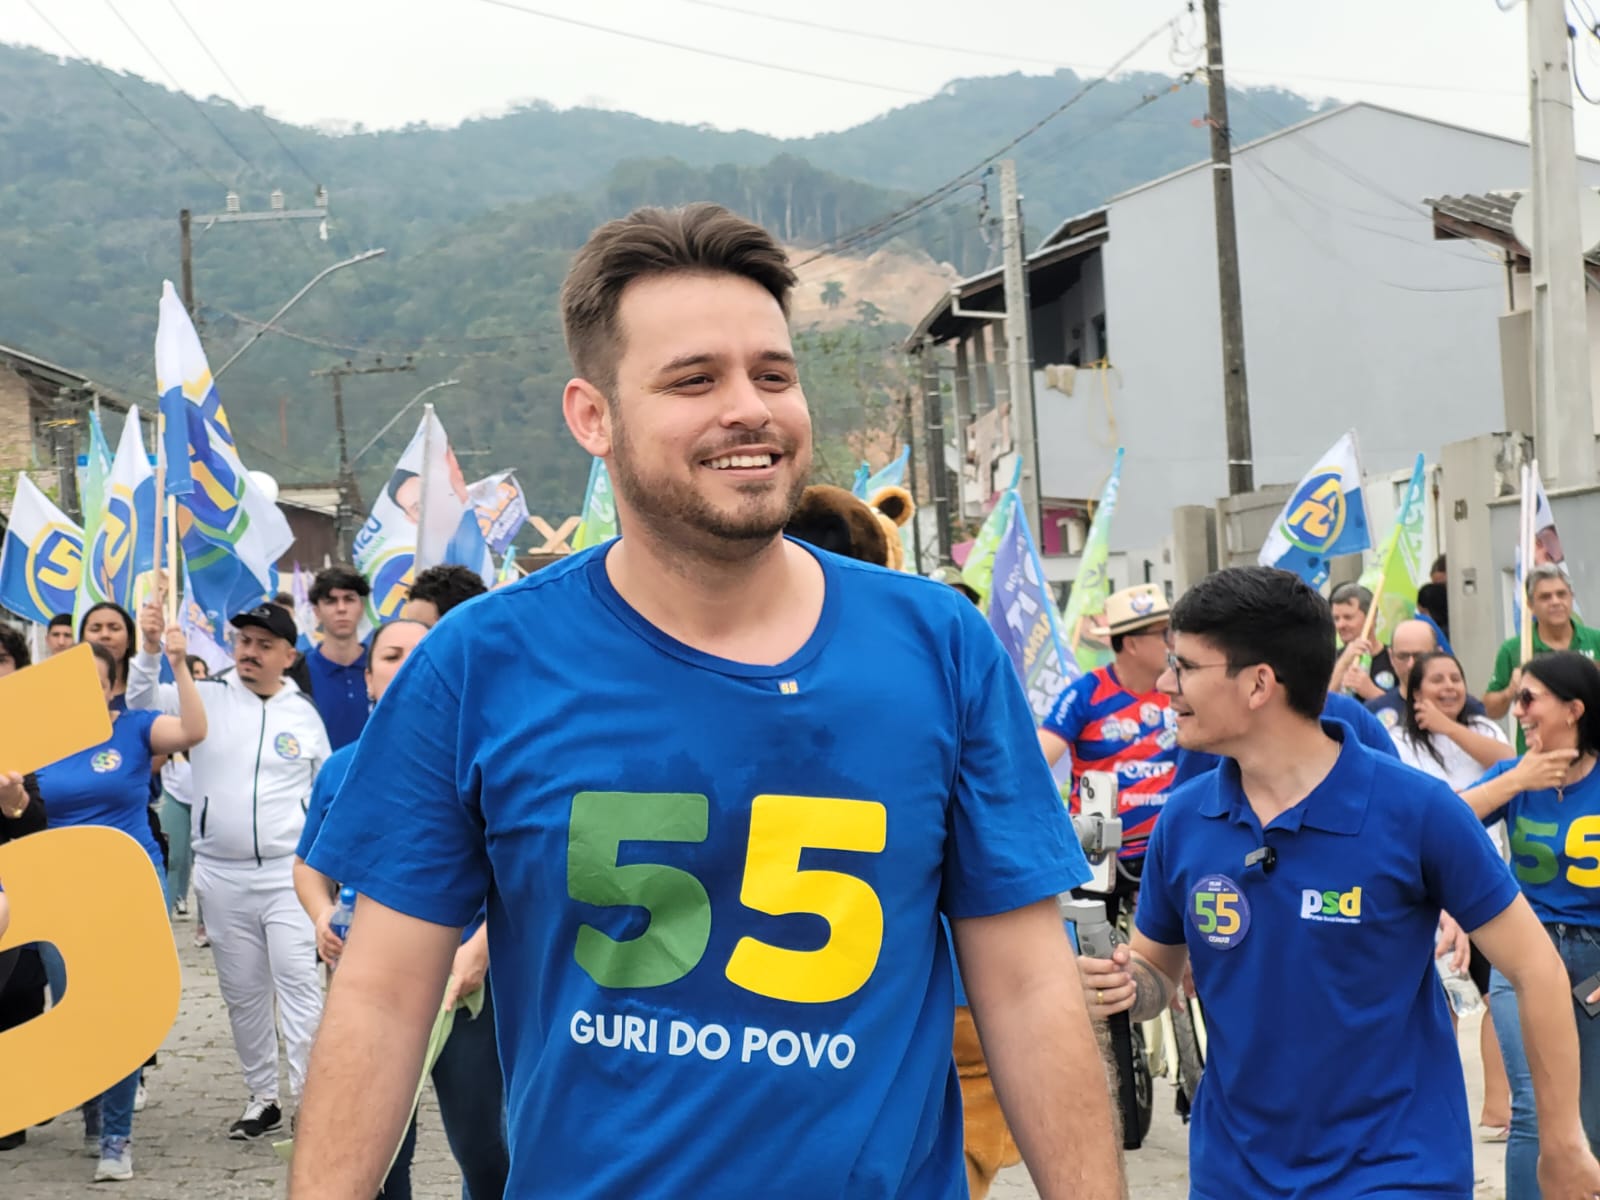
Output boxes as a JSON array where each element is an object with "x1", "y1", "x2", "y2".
[
  {"x1": 35, "y1": 708, "x2": 162, "y2": 861},
  {"x1": 1171, "y1": 692, "x2": 1397, "y2": 787},
  {"x1": 1473, "y1": 758, "x2": 1600, "y2": 927},
  {"x1": 1137, "y1": 723, "x2": 1520, "y2": 1199},
  {"x1": 1040, "y1": 666, "x2": 1176, "y2": 859},
  {"x1": 308, "y1": 544, "x2": 1089, "y2": 1199},
  {"x1": 300, "y1": 743, "x2": 484, "y2": 944},
  {"x1": 305, "y1": 644, "x2": 370, "y2": 751}
]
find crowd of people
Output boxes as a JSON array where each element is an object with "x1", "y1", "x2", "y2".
[
  {"x1": 1, "y1": 202, "x2": 1598, "y2": 1200},
  {"x1": 0, "y1": 563, "x2": 509, "y2": 1194}
]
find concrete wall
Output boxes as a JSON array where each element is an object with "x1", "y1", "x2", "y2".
[{"x1": 1051, "y1": 104, "x2": 1600, "y2": 551}]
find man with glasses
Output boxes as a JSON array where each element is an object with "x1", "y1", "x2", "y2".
[
  {"x1": 1039, "y1": 583, "x2": 1177, "y2": 924},
  {"x1": 1364, "y1": 618, "x2": 1488, "y2": 731},
  {"x1": 1078, "y1": 565, "x2": 1600, "y2": 1199},
  {"x1": 1485, "y1": 563, "x2": 1600, "y2": 751}
]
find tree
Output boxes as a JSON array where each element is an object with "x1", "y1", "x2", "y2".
[
  {"x1": 855, "y1": 299, "x2": 882, "y2": 326},
  {"x1": 821, "y1": 280, "x2": 845, "y2": 309}
]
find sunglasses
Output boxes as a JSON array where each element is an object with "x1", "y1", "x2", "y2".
[{"x1": 1512, "y1": 688, "x2": 1542, "y2": 710}]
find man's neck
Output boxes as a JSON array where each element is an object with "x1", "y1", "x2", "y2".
[
  {"x1": 1226, "y1": 715, "x2": 1342, "y2": 826},
  {"x1": 1537, "y1": 618, "x2": 1575, "y2": 649},
  {"x1": 605, "y1": 528, "x2": 821, "y2": 665},
  {"x1": 241, "y1": 676, "x2": 285, "y2": 700},
  {"x1": 1112, "y1": 657, "x2": 1160, "y2": 695},
  {"x1": 317, "y1": 633, "x2": 364, "y2": 666}
]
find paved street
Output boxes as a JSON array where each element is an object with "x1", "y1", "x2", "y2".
[{"x1": 2, "y1": 932, "x2": 1512, "y2": 1197}]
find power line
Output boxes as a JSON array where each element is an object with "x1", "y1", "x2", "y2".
[
  {"x1": 793, "y1": 11, "x2": 1185, "y2": 267},
  {"x1": 164, "y1": 0, "x2": 321, "y2": 186},
  {"x1": 675, "y1": 0, "x2": 1076, "y2": 68},
  {"x1": 472, "y1": 0, "x2": 931, "y2": 97},
  {"x1": 21, "y1": 0, "x2": 228, "y2": 190},
  {"x1": 99, "y1": 0, "x2": 256, "y2": 174}
]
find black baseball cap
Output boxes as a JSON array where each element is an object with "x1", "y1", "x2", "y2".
[{"x1": 230, "y1": 603, "x2": 299, "y2": 645}]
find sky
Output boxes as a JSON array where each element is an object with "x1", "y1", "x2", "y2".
[{"x1": 3, "y1": 0, "x2": 1600, "y2": 155}]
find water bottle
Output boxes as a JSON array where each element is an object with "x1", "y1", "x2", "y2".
[
  {"x1": 328, "y1": 886, "x2": 356, "y2": 942},
  {"x1": 1435, "y1": 956, "x2": 1483, "y2": 1016}
]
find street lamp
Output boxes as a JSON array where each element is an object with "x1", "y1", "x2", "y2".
[
  {"x1": 212, "y1": 248, "x2": 387, "y2": 379},
  {"x1": 351, "y1": 378, "x2": 462, "y2": 465}
]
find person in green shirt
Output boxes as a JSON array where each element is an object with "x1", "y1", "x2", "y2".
[{"x1": 1485, "y1": 563, "x2": 1600, "y2": 750}]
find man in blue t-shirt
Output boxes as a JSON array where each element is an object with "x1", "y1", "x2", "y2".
[
  {"x1": 303, "y1": 566, "x2": 371, "y2": 750},
  {"x1": 1078, "y1": 566, "x2": 1600, "y2": 1199},
  {"x1": 295, "y1": 204, "x2": 1121, "y2": 1200}
]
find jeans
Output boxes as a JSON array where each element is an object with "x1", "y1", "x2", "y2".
[
  {"x1": 379, "y1": 1117, "x2": 419, "y2": 1199},
  {"x1": 430, "y1": 979, "x2": 510, "y2": 1200},
  {"x1": 159, "y1": 794, "x2": 198, "y2": 921},
  {"x1": 1488, "y1": 922, "x2": 1600, "y2": 1199},
  {"x1": 98, "y1": 1066, "x2": 139, "y2": 1147}
]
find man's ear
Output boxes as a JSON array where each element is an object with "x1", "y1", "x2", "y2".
[{"x1": 564, "y1": 379, "x2": 612, "y2": 458}]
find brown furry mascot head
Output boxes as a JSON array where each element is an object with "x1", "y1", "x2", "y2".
[{"x1": 785, "y1": 483, "x2": 916, "y2": 569}]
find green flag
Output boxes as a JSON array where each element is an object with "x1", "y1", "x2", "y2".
[
  {"x1": 962, "y1": 490, "x2": 1016, "y2": 613},
  {"x1": 570, "y1": 457, "x2": 617, "y2": 552},
  {"x1": 1357, "y1": 453, "x2": 1427, "y2": 646},
  {"x1": 1060, "y1": 448, "x2": 1124, "y2": 671},
  {"x1": 72, "y1": 411, "x2": 114, "y2": 623}
]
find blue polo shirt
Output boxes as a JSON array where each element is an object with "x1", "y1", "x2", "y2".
[
  {"x1": 1473, "y1": 758, "x2": 1600, "y2": 928},
  {"x1": 35, "y1": 708, "x2": 162, "y2": 863},
  {"x1": 305, "y1": 643, "x2": 369, "y2": 750},
  {"x1": 1137, "y1": 722, "x2": 1520, "y2": 1199}
]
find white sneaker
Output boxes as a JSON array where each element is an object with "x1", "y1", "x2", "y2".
[{"x1": 93, "y1": 1145, "x2": 133, "y2": 1181}]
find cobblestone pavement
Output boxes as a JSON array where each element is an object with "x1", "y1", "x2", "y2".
[{"x1": 2, "y1": 932, "x2": 1513, "y2": 1198}]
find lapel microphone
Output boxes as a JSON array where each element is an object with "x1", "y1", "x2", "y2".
[{"x1": 1244, "y1": 845, "x2": 1277, "y2": 873}]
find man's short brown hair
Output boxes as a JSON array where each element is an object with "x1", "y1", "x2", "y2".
[{"x1": 560, "y1": 203, "x2": 796, "y2": 398}]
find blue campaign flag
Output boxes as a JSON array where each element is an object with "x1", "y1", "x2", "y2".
[
  {"x1": 0, "y1": 474, "x2": 84, "y2": 625},
  {"x1": 1257, "y1": 431, "x2": 1371, "y2": 590},
  {"x1": 987, "y1": 498, "x2": 1079, "y2": 722},
  {"x1": 849, "y1": 462, "x2": 872, "y2": 499},
  {"x1": 861, "y1": 446, "x2": 910, "y2": 497}
]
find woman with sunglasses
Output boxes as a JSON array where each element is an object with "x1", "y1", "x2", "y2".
[{"x1": 1461, "y1": 651, "x2": 1600, "y2": 1199}]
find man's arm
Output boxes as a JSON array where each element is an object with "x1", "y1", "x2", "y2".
[
  {"x1": 290, "y1": 896, "x2": 459, "y2": 1199},
  {"x1": 1077, "y1": 930, "x2": 1188, "y2": 1023},
  {"x1": 1037, "y1": 729, "x2": 1070, "y2": 768},
  {"x1": 953, "y1": 898, "x2": 1122, "y2": 1200},
  {"x1": 1471, "y1": 898, "x2": 1600, "y2": 1194},
  {"x1": 1482, "y1": 645, "x2": 1517, "y2": 720},
  {"x1": 128, "y1": 602, "x2": 180, "y2": 714}
]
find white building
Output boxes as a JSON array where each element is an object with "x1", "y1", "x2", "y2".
[{"x1": 909, "y1": 102, "x2": 1600, "y2": 593}]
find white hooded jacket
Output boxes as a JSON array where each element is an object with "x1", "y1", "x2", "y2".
[{"x1": 128, "y1": 651, "x2": 330, "y2": 864}]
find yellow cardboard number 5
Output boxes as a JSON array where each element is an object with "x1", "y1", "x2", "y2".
[{"x1": 0, "y1": 826, "x2": 181, "y2": 1136}]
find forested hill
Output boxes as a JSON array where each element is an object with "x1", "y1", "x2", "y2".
[{"x1": 0, "y1": 40, "x2": 1322, "y2": 521}]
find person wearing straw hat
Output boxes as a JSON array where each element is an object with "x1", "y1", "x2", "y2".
[{"x1": 1039, "y1": 582, "x2": 1177, "y2": 925}]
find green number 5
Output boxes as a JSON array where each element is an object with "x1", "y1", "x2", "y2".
[
  {"x1": 567, "y1": 792, "x2": 712, "y2": 989},
  {"x1": 1511, "y1": 816, "x2": 1560, "y2": 886},
  {"x1": 1193, "y1": 892, "x2": 1217, "y2": 933}
]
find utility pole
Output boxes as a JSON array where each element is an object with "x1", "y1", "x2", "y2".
[
  {"x1": 312, "y1": 358, "x2": 416, "y2": 556},
  {"x1": 179, "y1": 209, "x2": 196, "y2": 320},
  {"x1": 998, "y1": 159, "x2": 1043, "y2": 543},
  {"x1": 1527, "y1": 0, "x2": 1596, "y2": 487},
  {"x1": 180, "y1": 187, "x2": 331, "y2": 331},
  {"x1": 1203, "y1": 0, "x2": 1255, "y2": 496}
]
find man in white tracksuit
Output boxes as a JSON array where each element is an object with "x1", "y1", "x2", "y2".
[{"x1": 130, "y1": 601, "x2": 331, "y2": 1140}]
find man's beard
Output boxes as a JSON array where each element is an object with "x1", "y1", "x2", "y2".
[{"x1": 608, "y1": 413, "x2": 810, "y2": 555}]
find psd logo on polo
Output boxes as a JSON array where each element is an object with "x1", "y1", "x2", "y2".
[
  {"x1": 1280, "y1": 471, "x2": 1346, "y2": 555},
  {"x1": 274, "y1": 732, "x2": 302, "y2": 761},
  {"x1": 1300, "y1": 885, "x2": 1363, "y2": 924},
  {"x1": 91, "y1": 749, "x2": 123, "y2": 774}
]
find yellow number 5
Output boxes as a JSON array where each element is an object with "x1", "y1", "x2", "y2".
[
  {"x1": 1213, "y1": 892, "x2": 1241, "y2": 936},
  {"x1": 0, "y1": 827, "x2": 180, "y2": 1136},
  {"x1": 725, "y1": 795, "x2": 887, "y2": 1004}
]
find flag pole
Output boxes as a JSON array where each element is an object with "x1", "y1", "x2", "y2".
[
  {"x1": 154, "y1": 408, "x2": 168, "y2": 623},
  {"x1": 417, "y1": 404, "x2": 436, "y2": 572},
  {"x1": 1520, "y1": 461, "x2": 1536, "y2": 663}
]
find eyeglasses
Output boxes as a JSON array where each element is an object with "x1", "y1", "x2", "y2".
[{"x1": 1165, "y1": 652, "x2": 1230, "y2": 692}]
